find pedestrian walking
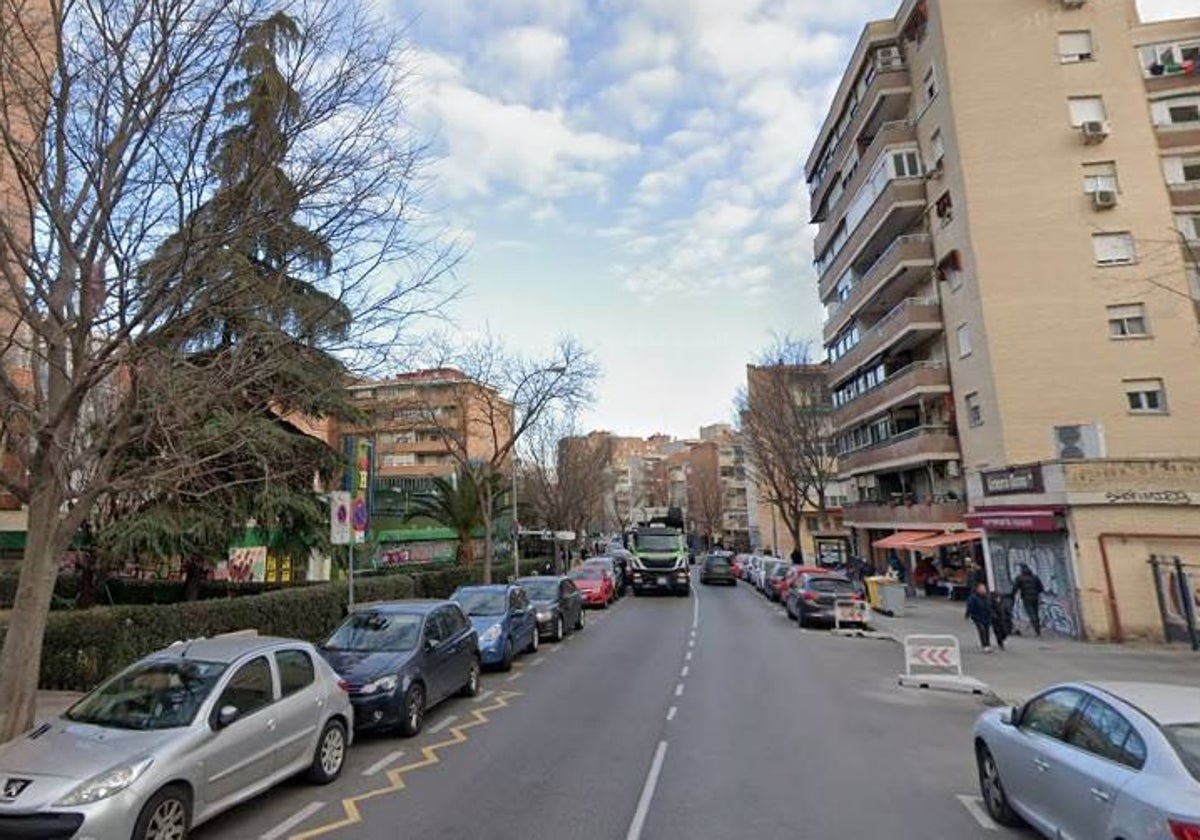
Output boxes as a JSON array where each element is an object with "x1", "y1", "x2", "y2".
[
  {"x1": 1011, "y1": 564, "x2": 1046, "y2": 637},
  {"x1": 790, "y1": 546, "x2": 803, "y2": 565},
  {"x1": 965, "y1": 582, "x2": 994, "y2": 652},
  {"x1": 991, "y1": 592, "x2": 1013, "y2": 651}
]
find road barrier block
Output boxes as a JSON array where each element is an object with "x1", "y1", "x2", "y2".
[
  {"x1": 897, "y1": 634, "x2": 990, "y2": 695},
  {"x1": 831, "y1": 597, "x2": 872, "y2": 637}
]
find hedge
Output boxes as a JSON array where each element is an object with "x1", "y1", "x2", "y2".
[{"x1": 0, "y1": 557, "x2": 553, "y2": 692}]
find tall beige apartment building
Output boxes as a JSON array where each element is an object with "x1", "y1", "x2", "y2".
[{"x1": 806, "y1": 0, "x2": 1200, "y2": 641}]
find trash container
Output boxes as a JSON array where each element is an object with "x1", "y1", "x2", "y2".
[
  {"x1": 876, "y1": 580, "x2": 907, "y2": 617},
  {"x1": 864, "y1": 576, "x2": 886, "y2": 611}
]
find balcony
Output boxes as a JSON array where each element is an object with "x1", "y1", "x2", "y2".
[
  {"x1": 841, "y1": 498, "x2": 967, "y2": 529},
  {"x1": 813, "y1": 120, "x2": 916, "y2": 230},
  {"x1": 1155, "y1": 122, "x2": 1200, "y2": 150},
  {"x1": 832, "y1": 361, "x2": 950, "y2": 432},
  {"x1": 828, "y1": 298, "x2": 942, "y2": 387},
  {"x1": 824, "y1": 235, "x2": 935, "y2": 338},
  {"x1": 809, "y1": 61, "x2": 913, "y2": 215},
  {"x1": 838, "y1": 425, "x2": 960, "y2": 477},
  {"x1": 1144, "y1": 72, "x2": 1200, "y2": 96},
  {"x1": 817, "y1": 179, "x2": 927, "y2": 297},
  {"x1": 1169, "y1": 183, "x2": 1200, "y2": 208}
]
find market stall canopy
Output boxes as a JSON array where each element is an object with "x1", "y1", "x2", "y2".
[
  {"x1": 872, "y1": 531, "x2": 937, "y2": 549},
  {"x1": 908, "y1": 530, "x2": 984, "y2": 549}
]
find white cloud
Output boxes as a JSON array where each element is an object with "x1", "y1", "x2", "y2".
[
  {"x1": 478, "y1": 26, "x2": 570, "y2": 105},
  {"x1": 607, "y1": 18, "x2": 679, "y2": 70},
  {"x1": 596, "y1": 65, "x2": 685, "y2": 133}
]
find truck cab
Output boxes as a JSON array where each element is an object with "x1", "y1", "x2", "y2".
[{"x1": 629, "y1": 526, "x2": 690, "y2": 596}]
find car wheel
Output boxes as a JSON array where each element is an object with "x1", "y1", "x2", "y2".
[
  {"x1": 133, "y1": 784, "x2": 191, "y2": 840},
  {"x1": 399, "y1": 682, "x2": 425, "y2": 736},
  {"x1": 798, "y1": 612, "x2": 808, "y2": 629},
  {"x1": 553, "y1": 615, "x2": 565, "y2": 642},
  {"x1": 460, "y1": 656, "x2": 481, "y2": 697},
  {"x1": 575, "y1": 607, "x2": 585, "y2": 631},
  {"x1": 499, "y1": 638, "x2": 515, "y2": 672},
  {"x1": 306, "y1": 719, "x2": 348, "y2": 784},
  {"x1": 525, "y1": 626, "x2": 539, "y2": 654},
  {"x1": 977, "y1": 744, "x2": 1022, "y2": 827}
]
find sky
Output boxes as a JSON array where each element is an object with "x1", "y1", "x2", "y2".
[{"x1": 388, "y1": 0, "x2": 1193, "y2": 440}]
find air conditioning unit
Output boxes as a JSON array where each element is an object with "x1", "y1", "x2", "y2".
[
  {"x1": 1080, "y1": 120, "x2": 1110, "y2": 143},
  {"x1": 1091, "y1": 189, "x2": 1118, "y2": 208},
  {"x1": 1061, "y1": 0, "x2": 1086, "y2": 7},
  {"x1": 1053, "y1": 424, "x2": 1105, "y2": 461},
  {"x1": 946, "y1": 460, "x2": 961, "y2": 478}
]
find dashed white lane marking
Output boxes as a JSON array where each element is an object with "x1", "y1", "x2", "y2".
[
  {"x1": 680, "y1": 666, "x2": 689, "y2": 677},
  {"x1": 666, "y1": 706, "x2": 677, "y2": 721},
  {"x1": 260, "y1": 802, "x2": 325, "y2": 839},
  {"x1": 685, "y1": 651, "x2": 693, "y2": 661},
  {"x1": 687, "y1": 639, "x2": 695, "y2": 648},
  {"x1": 674, "y1": 683, "x2": 684, "y2": 697},
  {"x1": 474, "y1": 689, "x2": 494, "y2": 703},
  {"x1": 427, "y1": 714, "x2": 459, "y2": 734},
  {"x1": 692, "y1": 588, "x2": 700, "y2": 628},
  {"x1": 625, "y1": 741, "x2": 668, "y2": 840},
  {"x1": 361, "y1": 750, "x2": 406, "y2": 777},
  {"x1": 505, "y1": 671, "x2": 525, "y2": 682},
  {"x1": 956, "y1": 795, "x2": 999, "y2": 830}
]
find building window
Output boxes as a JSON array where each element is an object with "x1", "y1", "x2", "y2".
[
  {"x1": 938, "y1": 250, "x2": 964, "y2": 291},
  {"x1": 928, "y1": 129, "x2": 946, "y2": 172},
  {"x1": 1058, "y1": 31, "x2": 1094, "y2": 63},
  {"x1": 1176, "y1": 214, "x2": 1200, "y2": 241},
  {"x1": 892, "y1": 149, "x2": 922, "y2": 178},
  {"x1": 1183, "y1": 157, "x2": 1200, "y2": 183},
  {"x1": 1107, "y1": 303, "x2": 1149, "y2": 338},
  {"x1": 923, "y1": 66, "x2": 938, "y2": 105},
  {"x1": 1091, "y1": 232, "x2": 1136, "y2": 266},
  {"x1": 1141, "y1": 40, "x2": 1200, "y2": 77},
  {"x1": 934, "y1": 191, "x2": 953, "y2": 225},
  {"x1": 965, "y1": 392, "x2": 983, "y2": 427},
  {"x1": 1124, "y1": 378, "x2": 1167, "y2": 414},
  {"x1": 382, "y1": 453, "x2": 417, "y2": 468},
  {"x1": 1068, "y1": 96, "x2": 1106, "y2": 127},
  {"x1": 956, "y1": 324, "x2": 972, "y2": 358},
  {"x1": 1168, "y1": 102, "x2": 1200, "y2": 125},
  {"x1": 1082, "y1": 161, "x2": 1118, "y2": 193}
]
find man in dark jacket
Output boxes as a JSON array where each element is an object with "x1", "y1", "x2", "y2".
[
  {"x1": 965, "y1": 582, "x2": 994, "y2": 652},
  {"x1": 1011, "y1": 564, "x2": 1046, "y2": 637}
]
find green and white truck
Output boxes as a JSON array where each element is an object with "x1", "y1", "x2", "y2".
[{"x1": 629, "y1": 524, "x2": 690, "y2": 596}]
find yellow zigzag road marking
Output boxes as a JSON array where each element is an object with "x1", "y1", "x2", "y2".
[{"x1": 289, "y1": 691, "x2": 521, "y2": 840}]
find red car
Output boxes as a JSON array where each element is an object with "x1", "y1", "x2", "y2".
[
  {"x1": 730, "y1": 555, "x2": 747, "y2": 580},
  {"x1": 774, "y1": 565, "x2": 827, "y2": 601},
  {"x1": 569, "y1": 567, "x2": 615, "y2": 608}
]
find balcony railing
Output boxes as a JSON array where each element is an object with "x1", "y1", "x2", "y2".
[
  {"x1": 824, "y1": 234, "x2": 935, "y2": 336},
  {"x1": 841, "y1": 499, "x2": 967, "y2": 527},
  {"x1": 831, "y1": 361, "x2": 950, "y2": 431},
  {"x1": 816, "y1": 178, "x2": 927, "y2": 294},
  {"x1": 1155, "y1": 122, "x2": 1200, "y2": 150},
  {"x1": 813, "y1": 119, "x2": 915, "y2": 234},
  {"x1": 1169, "y1": 182, "x2": 1200, "y2": 207},
  {"x1": 837, "y1": 425, "x2": 960, "y2": 476},
  {"x1": 828, "y1": 297, "x2": 941, "y2": 386}
]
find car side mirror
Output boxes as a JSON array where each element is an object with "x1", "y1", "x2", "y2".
[
  {"x1": 216, "y1": 705, "x2": 240, "y2": 729},
  {"x1": 425, "y1": 637, "x2": 440, "y2": 651},
  {"x1": 1005, "y1": 706, "x2": 1021, "y2": 727}
]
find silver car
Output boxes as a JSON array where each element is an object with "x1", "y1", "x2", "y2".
[
  {"x1": 973, "y1": 681, "x2": 1200, "y2": 839},
  {"x1": 0, "y1": 633, "x2": 353, "y2": 840}
]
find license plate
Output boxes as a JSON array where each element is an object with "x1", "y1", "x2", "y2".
[{"x1": 657, "y1": 576, "x2": 667, "y2": 586}]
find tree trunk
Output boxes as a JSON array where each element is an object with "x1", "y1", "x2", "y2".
[
  {"x1": 75, "y1": 553, "x2": 98, "y2": 610},
  {"x1": 480, "y1": 479, "x2": 494, "y2": 584},
  {"x1": 183, "y1": 556, "x2": 205, "y2": 601},
  {"x1": 788, "y1": 523, "x2": 804, "y2": 564},
  {"x1": 0, "y1": 483, "x2": 70, "y2": 742}
]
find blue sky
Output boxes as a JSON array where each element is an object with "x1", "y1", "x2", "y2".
[{"x1": 391, "y1": 0, "x2": 1192, "y2": 440}]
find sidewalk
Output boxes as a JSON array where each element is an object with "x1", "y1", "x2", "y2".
[{"x1": 869, "y1": 597, "x2": 1200, "y2": 705}]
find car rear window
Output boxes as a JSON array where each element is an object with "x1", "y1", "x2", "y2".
[
  {"x1": 810, "y1": 578, "x2": 855, "y2": 594},
  {"x1": 707, "y1": 558, "x2": 729, "y2": 568},
  {"x1": 1166, "y1": 724, "x2": 1200, "y2": 782}
]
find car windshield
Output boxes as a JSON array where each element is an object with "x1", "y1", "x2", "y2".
[
  {"x1": 325, "y1": 611, "x2": 422, "y2": 652},
  {"x1": 810, "y1": 578, "x2": 855, "y2": 594},
  {"x1": 454, "y1": 590, "x2": 508, "y2": 616},
  {"x1": 585, "y1": 559, "x2": 613, "y2": 569},
  {"x1": 520, "y1": 580, "x2": 560, "y2": 601},
  {"x1": 706, "y1": 558, "x2": 729, "y2": 568},
  {"x1": 1166, "y1": 724, "x2": 1200, "y2": 782},
  {"x1": 65, "y1": 658, "x2": 227, "y2": 731},
  {"x1": 635, "y1": 534, "x2": 681, "y2": 551},
  {"x1": 571, "y1": 568, "x2": 603, "y2": 580}
]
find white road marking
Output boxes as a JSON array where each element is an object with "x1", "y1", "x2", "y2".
[
  {"x1": 666, "y1": 706, "x2": 677, "y2": 721},
  {"x1": 956, "y1": 795, "x2": 999, "y2": 830},
  {"x1": 260, "y1": 802, "x2": 325, "y2": 840},
  {"x1": 361, "y1": 750, "x2": 406, "y2": 777},
  {"x1": 680, "y1": 666, "x2": 689, "y2": 677},
  {"x1": 474, "y1": 690, "x2": 494, "y2": 703},
  {"x1": 692, "y1": 587, "x2": 700, "y2": 628},
  {"x1": 674, "y1": 683, "x2": 684, "y2": 697},
  {"x1": 625, "y1": 741, "x2": 668, "y2": 840},
  {"x1": 688, "y1": 639, "x2": 695, "y2": 649},
  {"x1": 505, "y1": 671, "x2": 525, "y2": 682},
  {"x1": 529, "y1": 657, "x2": 545, "y2": 667},
  {"x1": 685, "y1": 651, "x2": 692, "y2": 661},
  {"x1": 427, "y1": 714, "x2": 459, "y2": 734}
]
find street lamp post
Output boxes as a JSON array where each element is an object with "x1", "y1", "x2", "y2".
[{"x1": 512, "y1": 456, "x2": 520, "y2": 581}]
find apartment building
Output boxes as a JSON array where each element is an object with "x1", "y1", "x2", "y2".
[{"x1": 806, "y1": 0, "x2": 1200, "y2": 641}]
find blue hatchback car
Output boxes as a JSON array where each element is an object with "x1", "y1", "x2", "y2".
[{"x1": 450, "y1": 585, "x2": 539, "y2": 671}]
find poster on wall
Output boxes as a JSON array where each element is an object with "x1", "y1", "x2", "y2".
[{"x1": 227, "y1": 545, "x2": 268, "y2": 583}]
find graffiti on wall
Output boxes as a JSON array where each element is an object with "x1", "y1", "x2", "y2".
[{"x1": 989, "y1": 534, "x2": 1080, "y2": 638}]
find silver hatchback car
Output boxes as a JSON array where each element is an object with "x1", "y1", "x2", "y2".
[
  {"x1": 0, "y1": 633, "x2": 353, "y2": 840},
  {"x1": 973, "y1": 681, "x2": 1200, "y2": 840}
]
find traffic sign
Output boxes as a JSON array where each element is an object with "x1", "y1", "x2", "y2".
[
  {"x1": 898, "y1": 634, "x2": 990, "y2": 696},
  {"x1": 330, "y1": 491, "x2": 351, "y2": 545}
]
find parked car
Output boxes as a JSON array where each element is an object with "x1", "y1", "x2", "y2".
[
  {"x1": 787, "y1": 574, "x2": 864, "y2": 627},
  {"x1": 609, "y1": 549, "x2": 634, "y2": 593},
  {"x1": 752, "y1": 557, "x2": 776, "y2": 592},
  {"x1": 700, "y1": 553, "x2": 737, "y2": 585},
  {"x1": 0, "y1": 634, "x2": 352, "y2": 840},
  {"x1": 583, "y1": 556, "x2": 625, "y2": 596},
  {"x1": 569, "y1": 566, "x2": 616, "y2": 608},
  {"x1": 973, "y1": 681, "x2": 1200, "y2": 839},
  {"x1": 777, "y1": 565, "x2": 827, "y2": 601},
  {"x1": 730, "y1": 554, "x2": 747, "y2": 580},
  {"x1": 762, "y1": 561, "x2": 789, "y2": 600},
  {"x1": 516, "y1": 576, "x2": 586, "y2": 641},
  {"x1": 451, "y1": 584, "x2": 539, "y2": 671},
  {"x1": 321, "y1": 600, "x2": 480, "y2": 736}
]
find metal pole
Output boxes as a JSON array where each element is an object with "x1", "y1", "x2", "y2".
[
  {"x1": 512, "y1": 456, "x2": 520, "y2": 580},
  {"x1": 348, "y1": 541, "x2": 355, "y2": 612},
  {"x1": 1175, "y1": 556, "x2": 1199, "y2": 652}
]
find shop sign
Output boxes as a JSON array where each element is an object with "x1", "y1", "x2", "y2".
[
  {"x1": 965, "y1": 509, "x2": 1060, "y2": 532},
  {"x1": 1102, "y1": 489, "x2": 1193, "y2": 505},
  {"x1": 982, "y1": 465, "x2": 1043, "y2": 496}
]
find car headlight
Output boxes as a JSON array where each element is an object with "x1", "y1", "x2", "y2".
[
  {"x1": 536, "y1": 610, "x2": 552, "y2": 622},
  {"x1": 360, "y1": 675, "x2": 399, "y2": 695},
  {"x1": 480, "y1": 624, "x2": 503, "y2": 644},
  {"x1": 56, "y1": 757, "x2": 153, "y2": 806}
]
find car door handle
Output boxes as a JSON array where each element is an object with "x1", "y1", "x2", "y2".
[
  {"x1": 267, "y1": 719, "x2": 277, "y2": 731},
  {"x1": 1033, "y1": 757, "x2": 1050, "y2": 772},
  {"x1": 1089, "y1": 787, "x2": 1111, "y2": 803}
]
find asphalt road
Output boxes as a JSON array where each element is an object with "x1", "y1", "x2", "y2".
[{"x1": 199, "y1": 580, "x2": 1035, "y2": 840}]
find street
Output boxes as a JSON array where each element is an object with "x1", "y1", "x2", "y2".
[{"x1": 196, "y1": 581, "x2": 1029, "y2": 840}]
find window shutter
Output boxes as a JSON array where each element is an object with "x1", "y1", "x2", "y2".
[
  {"x1": 1058, "y1": 31, "x2": 1093, "y2": 59},
  {"x1": 1092, "y1": 232, "x2": 1135, "y2": 264},
  {"x1": 1069, "y1": 97, "x2": 1106, "y2": 126}
]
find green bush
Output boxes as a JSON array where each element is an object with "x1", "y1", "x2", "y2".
[{"x1": 0, "y1": 559, "x2": 560, "y2": 692}]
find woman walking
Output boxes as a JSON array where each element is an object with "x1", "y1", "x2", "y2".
[{"x1": 965, "y1": 582, "x2": 994, "y2": 652}]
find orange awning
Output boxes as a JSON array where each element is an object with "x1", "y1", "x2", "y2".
[
  {"x1": 908, "y1": 530, "x2": 984, "y2": 549},
  {"x1": 872, "y1": 531, "x2": 937, "y2": 550}
]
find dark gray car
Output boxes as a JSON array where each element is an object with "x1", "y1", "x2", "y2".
[
  {"x1": 320, "y1": 600, "x2": 480, "y2": 736},
  {"x1": 516, "y1": 576, "x2": 586, "y2": 642}
]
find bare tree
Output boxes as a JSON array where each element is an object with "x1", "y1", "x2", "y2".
[
  {"x1": 736, "y1": 338, "x2": 837, "y2": 562},
  {"x1": 687, "y1": 449, "x2": 724, "y2": 549},
  {"x1": 413, "y1": 335, "x2": 599, "y2": 583},
  {"x1": 0, "y1": 0, "x2": 454, "y2": 739},
  {"x1": 521, "y1": 416, "x2": 614, "y2": 545}
]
